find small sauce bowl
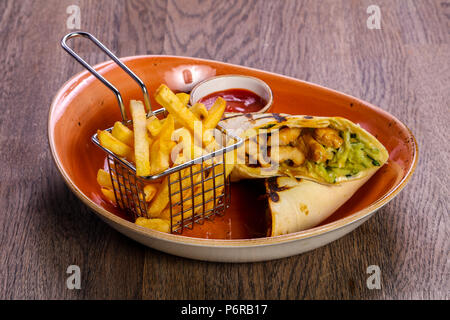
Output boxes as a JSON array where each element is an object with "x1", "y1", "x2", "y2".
[{"x1": 190, "y1": 75, "x2": 273, "y2": 113}]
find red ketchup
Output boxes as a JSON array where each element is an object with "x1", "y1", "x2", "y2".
[{"x1": 198, "y1": 88, "x2": 267, "y2": 113}]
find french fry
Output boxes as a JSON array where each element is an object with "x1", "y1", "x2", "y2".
[
  {"x1": 98, "y1": 168, "x2": 149, "y2": 207},
  {"x1": 155, "y1": 84, "x2": 199, "y2": 133},
  {"x1": 147, "y1": 162, "x2": 203, "y2": 218},
  {"x1": 147, "y1": 177, "x2": 170, "y2": 217},
  {"x1": 188, "y1": 168, "x2": 225, "y2": 215},
  {"x1": 111, "y1": 121, "x2": 134, "y2": 147},
  {"x1": 97, "y1": 169, "x2": 113, "y2": 189},
  {"x1": 149, "y1": 114, "x2": 176, "y2": 175},
  {"x1": 135, "y1": 217, "x2": 170, "y2": 233},
  {"x1": 176, "y1": 92, "x2": 190, "y2": 106},
  {"x1": 160, "y1": 207, "x2": 171, "y2": 220},
  {"x1": 171, "y1": 127, "x2": 193, "y2": 161},
  {"x1": 101, "y1": 188, "x2": 116, "y2": 203},
  {"x1": 97, "y1": 130, "x2": 133, "y2": 159},
  {"x1": 97, "y1": 169, "x2": 125, "y2": 202},
  {"x1": 173, "y1": 98, "x2": 202, "y2": 128},
  {"x1": 130, "y1": 100, "x2": 151, "y2": 177},
  {"x1": 144, "y1": 184, "x2": 158, "y2": 202},
  {"x1": 157, "y1": 114, "x2": 175, "y2": 153},
  {"x1": 163, "y1": 176, "x2": 224, "y2": 223},
  {"x1": 146, "y1": 115, "x2": 163, "y2": 137},
  {"x1": 165, "y1": 148, "x2": 236, "y2": 222},
  {"x1": 164, "y1": 162, "x2": 204, "y2": 221},
  {"x1": 155, "y1": 84, "x2": 228, "y2": 151},
  {"x1": 173, "y1": 164, "x2": 203, "y2": 204},
  {"x1": 150, "y1": 139, "x2": 170, "y2": 175},
  {"x1": 190, "y1": 103, "x2": 208, "y2": 121},
  {"x1": 203, "y1": 97, "x2": 226, "y2": 149},
  {"x1": 175, "y1": 92, "x2": 194, "y2": 129},
  {"x1": 97, "y1": 86, "x2": 231, "y2": 223},
  {"x1": 203, "y1": 97, "x2": 226, "y2": 130}
]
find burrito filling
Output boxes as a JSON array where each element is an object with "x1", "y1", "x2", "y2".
[{"x1": 244, "y1": 124, "x2": 384, "y2": 183}]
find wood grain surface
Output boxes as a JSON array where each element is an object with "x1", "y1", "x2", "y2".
[{"x1": 0, "y1": 0, "x2": 448, "y2": 300}]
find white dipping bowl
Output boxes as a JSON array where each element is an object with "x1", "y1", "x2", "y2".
[{"x1": 190, "y1": 75, "x2": 273, "y2": 113}]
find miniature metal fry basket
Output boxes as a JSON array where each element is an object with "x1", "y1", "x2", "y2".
[{"x1": 61, "y1": 32, "x2": 243, "y2": 234}]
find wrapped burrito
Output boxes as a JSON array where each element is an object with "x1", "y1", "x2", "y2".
[
  {"x1": 265, "y1": 175, "x2": 373, "y2": 236},
  {"x1": 220, "y1": 113, "x2": 389, "y2": 236},
  {"x1": 221, "y1": 113, "x2": 389, "y2": 184}
]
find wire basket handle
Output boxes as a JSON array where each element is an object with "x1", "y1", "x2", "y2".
[{"x1": 61, "y1": 31, "x2": 152, "y2": 121}]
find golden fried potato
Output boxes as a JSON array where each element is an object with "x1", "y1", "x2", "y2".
[
  {"x1": 97, "y1": 130, "x2": 133, "y2": 160},
  {"x1": 157, "y1": 114, "x2": 175, "y2": 154},
  {"x1": 130, "y1": 100, "x2": 151, "y2": 176},
  {"x1": 190, "y1": 103, "x2": 208, "y2": 121},
  {"x1": 165, "y1": 165, "x2": 226, "y2": 222},
  {"x1": 143, "y1": 184, "x2": 158, "y2": 202},
  {"x1": 135, "y1": 217, "x2": 170, "y2": 233},
  {"x1": 155, "y1": 84, "x2": 198, "y2": 133},
  {"x1": 147, "y1": 177, "x2": 170, "y2": 217},
  {"x1": 146, "y1": 115, "x2": 163, "y2": 137},
  {"x1": 150, "y1": 139, "x2": 170, "y2": 175},
  {"x1": 97, "y1": 169, "x2": 113, "y2": 189},
  {"x1": 111, "y1": 121, "x2": 134, "y2": 147},
  {"x1": 101, "y1": 188, "x2": 116, "y2": 203},
  {"x1": 203, "y1": 97, "x2": 226, "y2": 130},
  {"x1": 176, "y1": 92, "x2": 190, "y2": 106}
]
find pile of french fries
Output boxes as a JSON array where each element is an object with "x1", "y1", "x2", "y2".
[{"x1": 96, "y1": 84, "x2": 232, "y2": 233}]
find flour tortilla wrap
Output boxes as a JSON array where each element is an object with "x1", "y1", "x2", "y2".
[
  {"x1": 221, "y1": 113, "x2": 389, "y2": 185},
  {"x1": 265, "y1": 173, "x2": 376, "y2": 236},
  {"x1": 221, "y1": 113, "x2": 388, "y2": 236}
]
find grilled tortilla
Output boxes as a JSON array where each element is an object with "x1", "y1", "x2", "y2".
[
  {"x1": 221, "y1": 113, "x2": 389, "y2": 184},
  {"x1": 265, "y1": 174, "x2": 375, "y2": 236}
]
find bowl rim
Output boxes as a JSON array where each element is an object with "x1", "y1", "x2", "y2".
[
  {"x1": 48, "y1": 54, "x2": 418, "y2": 247},
  {"x1": 189, "y1": 74, "x2": 274, "y2": 113}
]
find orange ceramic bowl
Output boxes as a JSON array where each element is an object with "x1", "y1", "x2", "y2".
[{"x1": 48, "y1": 55, "x2": 417, "y2": 262}]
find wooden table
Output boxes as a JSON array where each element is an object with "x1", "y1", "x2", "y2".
[{"x1": 0, "y1": 0, "x2": 448, "y2": 300}]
